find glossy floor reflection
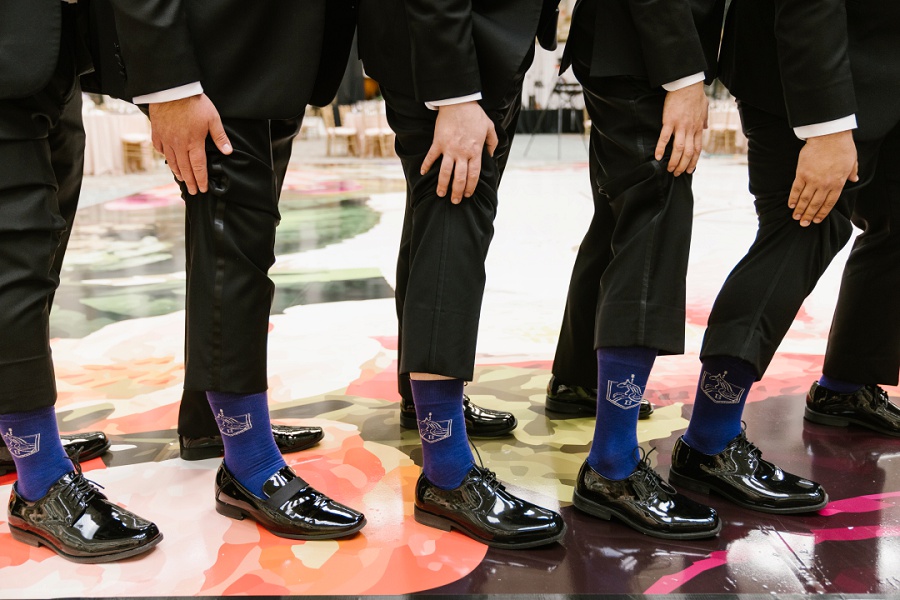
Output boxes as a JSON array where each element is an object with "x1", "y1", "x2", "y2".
[{"x1": 1, "y1": 135, "x2": 898, "y2": 598}]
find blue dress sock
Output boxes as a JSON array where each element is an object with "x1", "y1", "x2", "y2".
[
  {"x1": 206, "y1": 391, "x2": 286, "y2": 497},
  {"x1": 818, "y1": 375, "x2": 863, "y2": 394},
  {"x1": 0, "y1": 406, "x2": 74, "y2": 501},
  {"x1": 684, "y1": 356, "x2": 757, "y2": 455},
  {"x1": 586, "y1": 346, "x2": 658, "y2": 480},
  {"x1": 410, "y1": 378, "x2": 474, "y2": 490}
]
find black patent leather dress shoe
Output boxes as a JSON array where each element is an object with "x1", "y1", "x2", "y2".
[
  {"x1": 400, "y1": 395, "x2": 517, "y2": 438},
  {"x1": 573, "y1": 458, "x2": 720, "y2": 539},
  {"x1": 414, "y1": 465, "x2": 566, "y2": 549},
  {"x1": 1, "y1": 431, "x2": 111, "y2": 476},
  {"x1": 805, "y1": 382, "x2": 900, "y2": 437},
  {"x1": 7, "y1": 468, "x2": 162, "y2": 563},
  {"x1": 546, "y1": 376, "x2": 654, "y2": 419},
  {"x1": 180, "y1": 424, "x2": 325, "y2": 461},
  {"x1": 215, "y1": 463, "x2": 366, "y2": 539},
  {"x1": 669, "y1": 433, "x2": 828, "y2": 514}
]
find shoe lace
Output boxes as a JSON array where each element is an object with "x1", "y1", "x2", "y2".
[
  {"x1": 470, "y1": 441, "x2": 504, "y2": 493},
  {"x1": 872, "y1": 385, "x2": 891, "y2": 406},
  {"x1": 59, "y1": 459, "x2": 104, "y2": 523},
  {"x1": 734, "y1": 423, "x2": 761, "y2": 457},
  {"x1": 633, "y1": 447, "x2": 677, "y2": 498}
]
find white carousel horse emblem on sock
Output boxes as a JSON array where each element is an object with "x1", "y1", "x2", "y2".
[
  {"x1": 214, "y1": 410, "x2": 253, "y2": 437},
  {"x1": 605, "y1": 375, "x2": 645, "y2": 410},
  {"x1": 2, "y1": 428, "x2": 40, "y2": 458},
  {"x1": 700, "y1": 371, "x2": 745, "y2": 404},
  {"x1": 417, "y1": 412, "x2": 452, "y2": 444}
]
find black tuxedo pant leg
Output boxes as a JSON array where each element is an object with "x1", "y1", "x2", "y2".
[
  {"x1": 177, "y1": 117, "x2": 302, "y2": 438},
  {"x1": 552, "y1": 73, "x2": 694, "y2": 388},
  {"x1": 823, "y1": 122, "x2": 900, "y2": 386},
  {"x1": 383, "y1": 86, "x2": 521, "y2": 384},
  {"x1": 0, "y1": 11, "x2": 83, "y2": 415},
  {"x1": 701, "y1": 102, "x2": 855, "y2": 377}
]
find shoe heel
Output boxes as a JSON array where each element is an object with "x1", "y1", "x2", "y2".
[
  {"x1": 668, "y1": 470, "x2": 710, "y2": 495},
  {"x1": 180, "y1": 446, "x2": 223, "y2": 461},
  {"x1": 571, "y1": 491, "x2": 612, "y2": 520},
  {"x1": 414, "y1": 507, "x2": 454, "y2": 532},
  {"x1": 400, "y1": 412, "x2": 418, "y2": 430},
  {"x1": 545, "y1": 397, "x2": 589, "y2": 416},
  {"x1": 9, "y1": 526, "x2": 43, "y2": 548},
  {"x1": 804, "y1": 407, "x2": 849, "y2": 428},
  {"x1": 215, "y1": 499, "x2": 246, "y2": 521}
]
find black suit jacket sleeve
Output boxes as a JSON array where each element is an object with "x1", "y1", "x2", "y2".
[
  {"x1": 627, "y1": 0, "x2": 708, "y2": 87},
  {"x1": 403, "y1": 0, "x2": 481, "y2": 102},
  {"x1": 774, "y1": 0, "x2": 856, "y2": 128},
  {"x1": 107, "y1": 0, "x2": 203, "y2": 97}
]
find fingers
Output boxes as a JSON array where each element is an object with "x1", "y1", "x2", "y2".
[
  {"x1": 450, "y1": 158, "x2": 468, "y2": 204},
  {"x1": 849, "y1": 160, "x2": 860, "y2": 182},
  {"x1": 687, "y1": 128, "x2": 703, "y2": 174},
  {"x1": 486, "y1": 124, "x2": 499, "y2": 157},
  {"x1": 161, "y1": 145, "x2": 182, "y2": 183},
  {"x1": 668, "y1": 130, "x2": 689, "y2": 175},
  {"x1": 421, "y1": 143, "x2": 441, "y2": 175},
  {"x1": 795, "y1": 187, "x2": 829, "y2": 227},
  {"x1": 151, "y1": 131, "x2": 163, "y2": 156},
  {"x1": 174, "y1": 149, "x2": 199, "y2": 195},
  {"x1": 791, "y1": 179, "x2": 813, "y2": 223},
  {"x1": 188, "y1": 146, "x2": 209, "y2": 193},
  {"x1": 464, "y1": 156, "x2": 481, "y2": 199},
  {"x1": 810, "y1": 189, "x2": 841, "y2": 224},
  {"x1": 655, "y1": 125, "x2": 672, "y2": 162},
  {"x1": 436, "y1": 155, "x2": 453, "y2": 198},
  {"x1": 788, "y1": 178, "x2": 804, "y2": 211}
]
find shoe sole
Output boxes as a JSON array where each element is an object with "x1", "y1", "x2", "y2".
[
  {"x1": 399, "y1": 413, "x2": 518, "y2": 438},
  {"x1": 215, "y1": 498, "x2": 367, "y2": 540},
  {"x1": 668, "y1": 469, "x2": 830, "y2": 514},
  {"x1": 546, "y1": 397, "x2": 654, "y2": 420},
  {"x1": 180, "y1": 433, "x2": 323, "y2": 461},
  {"x1": 571, "y1": 490, "x2": 721, "y2": 540},
  {"x1": 804, "y1": 407, "x2": 900, "y2": 438},
  {"x1": 9, "y1": 524, "x2": 163, "y2": 564},
  {"x1": 414, "y1": 506, "x2": 567, "y2": 549}
]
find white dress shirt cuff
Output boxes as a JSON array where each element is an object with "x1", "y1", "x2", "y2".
[
  {"x1": 662, "y1": 72, "x2": 705, "y2": 92},
  {"x1": 793, "y1": 115, "x2": 858, "y2": 140},
  {"x1": 425, "y1": 93, "x2": 483, "y2": 111},
  {"x1": 133, "y1": 82, "x2": 205, "y2": 105}
]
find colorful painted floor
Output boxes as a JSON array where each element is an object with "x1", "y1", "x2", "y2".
[{"x1": 2, "y1": 135, "x2": 899, "y2": 598}]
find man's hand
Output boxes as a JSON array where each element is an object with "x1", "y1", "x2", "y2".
[
  {"x1": 420, "y1": 101, "x2": 499, "y2": 204},
  {"x1": 655, "y1": 81, "x2": 708, "y2": 176},
  {"x1": 789, "y1": 130, "x2": 858, "y2": 226},
  {"x1": 149, "y1": 94, "x2": 232, "y2": 195}
]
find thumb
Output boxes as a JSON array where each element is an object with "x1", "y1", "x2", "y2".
[
  {"x1": 849, "y1": 160, "x2": 860, "y2": 182},
  {"x1": 209, "y1": 115, "x2": 233, "y2": 155}
]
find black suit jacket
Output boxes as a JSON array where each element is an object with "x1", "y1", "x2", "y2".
[
  {"x1": 94, "y1": 0, "x2": 356, "y2": 119},
  {"x1": 563, "y1": 0, "x2": 725, "y2": 87},
  {"x1": 719, "y1": 0, "x2": 900, "y2": 139},
  {"x1": 358, "y1": 0, "x2": 559, "y2": 107},
  {"x1": 0, "y1": 0, "x2": 91, "y2": 100},
  {"x1": 719, "y1": 0, "x2": 855, "y2": 130}
]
